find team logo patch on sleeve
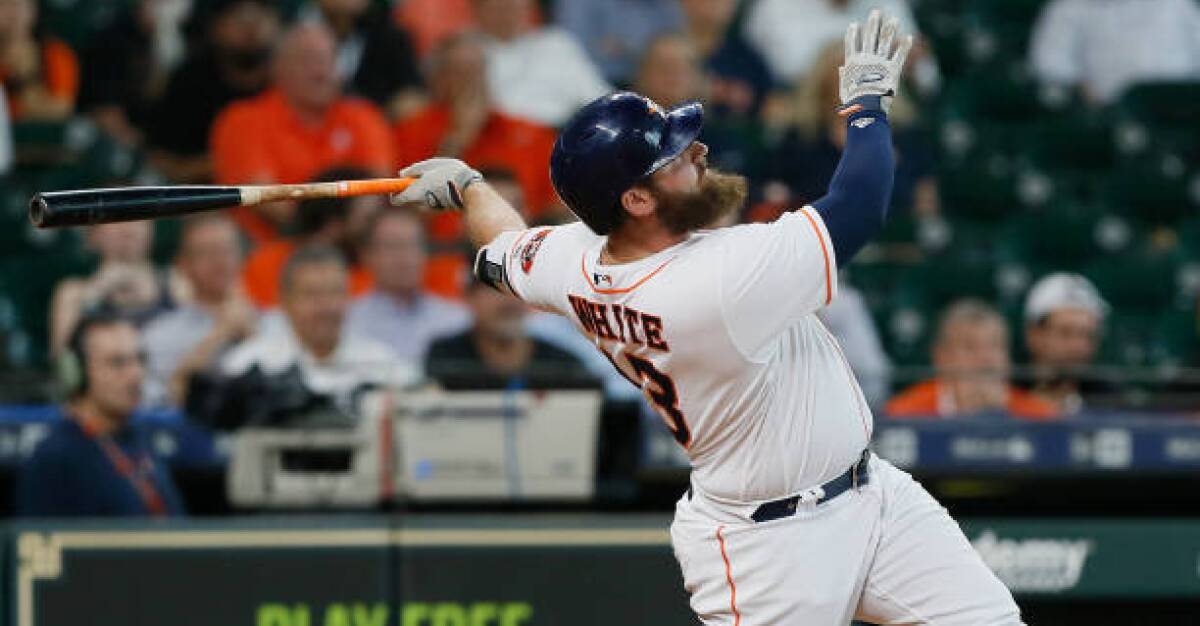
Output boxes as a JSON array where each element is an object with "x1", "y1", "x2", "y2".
[{"x1": 520, "y1": 229, "x2": 552, "y2": 274}]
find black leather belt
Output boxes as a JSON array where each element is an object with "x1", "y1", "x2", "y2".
[{"x1": 749, "y1": 449, "x2": 871, "y2": 523}]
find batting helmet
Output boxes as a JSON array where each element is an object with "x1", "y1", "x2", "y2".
[{"x1": 550, "y1": 92, "x2": 704, "y2": 235}]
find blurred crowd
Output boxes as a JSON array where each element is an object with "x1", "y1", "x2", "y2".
[{"x1": 0, "y1": 0, "x2": 1198, "y2": 457}]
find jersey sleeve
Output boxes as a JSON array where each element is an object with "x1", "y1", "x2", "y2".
[
  {"x1": 719, "y1": 206, "x2": 838, "y2": 359},
  {"x1": 474, "y1": 223, "x2": 588, "y2": 314}
]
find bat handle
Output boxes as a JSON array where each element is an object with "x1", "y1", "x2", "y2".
[
  {"x1": 239, "y1": 177, "x2": 416, "y2": 205},
  {"x1": 335, "y1": 178, "x2": 416, "y2": 197}
]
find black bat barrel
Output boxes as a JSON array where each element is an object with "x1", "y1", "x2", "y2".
[{"x1": 29, "y1": 186, "x2": 244, "y2": 228}]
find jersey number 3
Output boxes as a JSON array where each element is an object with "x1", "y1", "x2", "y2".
[{"x1": 625, "y1": 354, "x2": 691, "y2": 448}]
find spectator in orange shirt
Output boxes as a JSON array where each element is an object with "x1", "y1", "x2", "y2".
[
  {"x1": 241, "y1": 166, "x2": 380, "y2": 309},
  {"x1": 887, "y1": 299, "x2": 1059, "y2": 421},
  {"x1": 0, "y1": 0, "x2": 79, "y2": 120},
  {"x1": 210, "y1": 22, "x2": 395, "y2": 243},
  {"x1": 393, "y1": 33, "x2": 558, "y2": 219}
]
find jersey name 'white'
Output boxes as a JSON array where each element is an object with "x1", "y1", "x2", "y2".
[{"x1": 480, "y1": 207, "x2": 873, "y2": 503}]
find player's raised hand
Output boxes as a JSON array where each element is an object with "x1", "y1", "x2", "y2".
[
  {"x1": 839, "y1": 8, "x2": 913, "y2": 113},
  {"x1": 389, "y1": 157, "x2": 483, "y2": 211}
]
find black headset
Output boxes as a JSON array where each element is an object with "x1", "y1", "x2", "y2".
[{"x1": 58, "y1": 311, "x2": 129, "y2": 398}]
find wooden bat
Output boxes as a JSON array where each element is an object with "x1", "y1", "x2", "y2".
[{"x1": 28, "y1": 178, "x2": 416, "y2": 228}]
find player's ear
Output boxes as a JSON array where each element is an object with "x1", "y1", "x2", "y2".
[{"x1": 620, "y1": 186, "x2": 656, "y2": 220}]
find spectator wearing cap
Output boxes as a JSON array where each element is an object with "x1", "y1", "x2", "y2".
[
  {"x1": 887, "y1": 299, "x2": 1059, "y2": 420},
  {"x1": 148, "y1": 0, "x2": 281, "y2": 182},
  {"x1": 392, "y1": 33, "x2": 559, "y2": 218},
  {"x1": 473, "y1": 0, "x2": 611, "y2": 127},
  {"x1": 211, "y1": 22, "x2": 395, "y2": 243},
  {"x1": 141, "y1": 215, "x2": 256, "y2": 408},
  {"x1": 1030, "y1": 0, "x2": 1200, "y2": 107},
  {"x1": 1021, "y1": 273, "x2": 1111, "y2": 414},
  {"x1": 0, "y1": 0, "x2": 79, "y2": 120},
  {"x1": 241, "y1": 166, "x2": 380, "y2": 309},
  {"x1": 78, "y1": 0, "x2": 190, "y2": 148},
  {"x1": 346, "y1": 207, "x2": 470, "y2": 362},
  {"x1": 298, "y1": 0, "x2": 424, "y2": 119},
  {"x1": 554, "y1": 0, "x2": 683, "y2": 83}
]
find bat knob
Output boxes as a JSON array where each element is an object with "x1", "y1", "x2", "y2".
[{"x1": 28, "y1": 194, "x2": 48, "y2": 228}]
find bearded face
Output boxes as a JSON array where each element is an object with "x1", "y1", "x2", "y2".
[{"x1": 645, "y1": 167, "x2": 749, "y2": 235}]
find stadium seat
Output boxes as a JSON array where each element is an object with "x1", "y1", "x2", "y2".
[
  {"x1": 941, "y1": 66, "x2": 1059, "y2": 122},
  {"x1": 1100, "y1": 311, "x2": 1198, "y2": 370},
  {"x1": 997, "y1": 205, "x2": 1111, "y2": 270},
  {"x1": 916, "y1": 1, "x2": 968, "y2": 77},
  {"x1": 1083, "y1": 248, "x2": 1183, "y2": 313},
  {"x1": 1117, "y1": 82, "x2": 1200, "y2": 131},
  {"x1": 36, "y1": 0, "x2": 130, "y2": 49},
  {"x1": 1114, "y1": 82, "x2": 1200, "y2": 165},
  {"x1": 938, "y1": 155, "x2": 1017, "y2": 218},
  {"x1": 1103, "y1": 155, "x2": 1200, "y2": 225},
  {"x1": 0, "y1": 252, "x2": 94, "y2": 367},
  {"x1": 1021, "y1": 116, "x2": 1116, "y2": 174}
]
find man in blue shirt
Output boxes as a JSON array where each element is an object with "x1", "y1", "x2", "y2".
[{"x1": 17, "y1": 312, "x2": 185, "y2": 517}]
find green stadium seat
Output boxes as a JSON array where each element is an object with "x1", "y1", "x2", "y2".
[
  {"x1": 917, "y1": 2, "x2": 968, "y2": 77},
  {"x1": 1114, "y1": 82, "x2": 1200, "y2": 165},
  {"x1": 1083, "y1": 248, "x2": 1183, "y2": 313},
  {"x1": 997, "y1": 205, "x2": 1113, "y2": 270},
  {"x1": 1099, "y1": 312, "x2": 1198, "y2": 371},
  {"x1": 938, "y1": 155, "x2": 1019, "y2": 218},
  {"x1": 0, "y1": 252, "x2": 94, "y2": 368},
  {"x1": 37, "y1": 0, "x2": 130, "y2": 50},
  {"x1": 1117, "y1": 82, "x2": 1200, "y2": 130},
  {"x1": 1021, "y1": 116, "x2": 1116, "y2": 173},
  {"x1": 941, "y1": 67, "x2": 1057, "y2": 122},
  {"x1": 1103, "y1": 155, "x2": 1200, "y2": 225}
]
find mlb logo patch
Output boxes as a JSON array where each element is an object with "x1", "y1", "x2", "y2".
[
  {"x1": 593, "y1": 273, "x2": 613, "y2": 287},
  {"x1": 520, "y1": 229, "x2": 551, "y2": 274}
]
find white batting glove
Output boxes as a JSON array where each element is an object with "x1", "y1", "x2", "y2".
[
  {"x1": 390, "y1": 158, "x2": 483, "y2": 211},
  {"x1": 839, "y1": 8, "x2": 913, "y2": 114}
]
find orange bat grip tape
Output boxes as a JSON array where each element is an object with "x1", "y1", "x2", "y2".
[{"x1": 337, "y1": 178, "x2": 415, "y2": 197}]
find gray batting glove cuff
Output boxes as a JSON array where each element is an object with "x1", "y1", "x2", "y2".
[{"x1": 390, "y1": 158, "x2": 483, "y2": 211}]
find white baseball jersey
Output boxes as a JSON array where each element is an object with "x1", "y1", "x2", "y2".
[{"x1": 479, "y1": 207, "x2": 873, "y2": 503}]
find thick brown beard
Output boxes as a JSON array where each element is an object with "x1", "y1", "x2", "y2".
[{"x1": 650, "y1": 168, "x2": 749, "y2": 235}]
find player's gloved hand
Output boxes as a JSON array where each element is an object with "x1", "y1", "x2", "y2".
[
  {"x1": 390, "y1": 158, "x2": 483, "y2": 211},
  {"x1": 839, "y1": 8, "x2": 913, "y2": 114}
]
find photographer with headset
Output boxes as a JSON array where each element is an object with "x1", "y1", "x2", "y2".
[{"x1": 16, "y1": 312, "x2": 184, "y2": 517}]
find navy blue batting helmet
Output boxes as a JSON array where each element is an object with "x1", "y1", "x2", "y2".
[{"x1": 550, "y1": 92, "x2": 704, "y2": 235}]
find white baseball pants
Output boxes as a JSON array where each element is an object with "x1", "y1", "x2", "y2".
[{"x1": 670, "y1": 454, "x2": 1023, "y2": 625}]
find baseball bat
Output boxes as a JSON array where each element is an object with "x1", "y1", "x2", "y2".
[{"x1": 28, "y1": 177, "x2": 416, "y2": 229}]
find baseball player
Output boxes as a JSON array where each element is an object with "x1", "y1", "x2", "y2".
[{"x1": 392, "y1": 9, "x2": 1021, "y2": 625}]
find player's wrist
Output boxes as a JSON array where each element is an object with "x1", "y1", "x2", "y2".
[
  {"x1": 837, "y1": 95, "x2": 890, "y2": 120},
  {"x1": 461, "y1": 178, "x2": 490, "y2": 210}
]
